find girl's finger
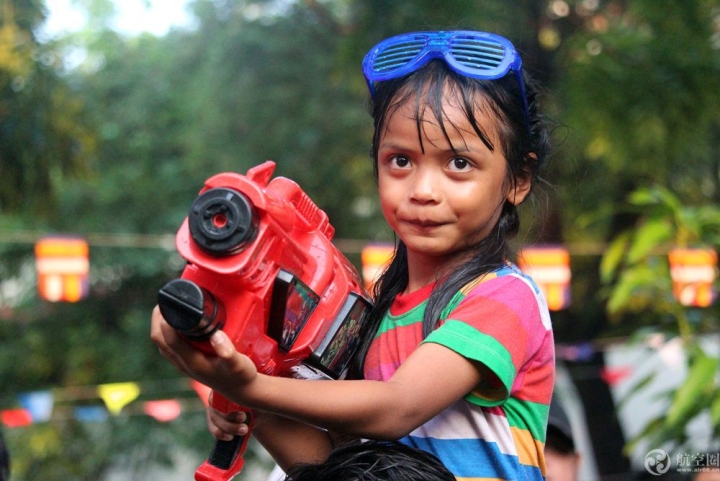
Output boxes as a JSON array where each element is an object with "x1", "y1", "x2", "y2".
[
  {"x1": 150, "y1": 305, "x2": 217, "y2": 378},
  {"x1": 207, "y1": 408, "x2": 249, "y2": 438},
  {"x1": 209, "y1": 329, "x2": 236, "y2": 359}
]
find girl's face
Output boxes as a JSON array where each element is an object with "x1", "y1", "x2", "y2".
[{"x1": 377, "y1": 89, "x2": 531, "y2": 274}]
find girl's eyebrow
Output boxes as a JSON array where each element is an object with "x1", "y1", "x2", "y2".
[
  {"x1": 378, "y1": 141, "x2": 413, "y2": 151},
  {"x1": 379, "y1": 140, "x2": 478, "y2": 156},
  {"x1": 448, "y1": 145, "x2": 471, "y2": 154}
]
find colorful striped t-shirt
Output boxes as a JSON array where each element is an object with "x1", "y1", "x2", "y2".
[{"x1": 364, "y1": 264, "x2": 555, "y2": 480}]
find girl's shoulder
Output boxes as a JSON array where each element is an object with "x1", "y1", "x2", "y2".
[
  {"x1": 460, "y1": 262, "x2": 542, "y2": 297},
  {"x1": 441, "y1": 262, "x2": 549, "y2": 323}
]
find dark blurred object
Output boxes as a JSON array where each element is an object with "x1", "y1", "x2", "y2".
[
  {"x1": 545, "y1": 394, "x2": 581, "y2": 481},
  {"x1": 0, "y1": 429, "x2": 9, "y2": 481},
  {"x1": 548, "y1": 393, "x2": 576, "y2": 453},
  {"x1": 283, "y1": 441, "x2": 456, "y2": 481}
]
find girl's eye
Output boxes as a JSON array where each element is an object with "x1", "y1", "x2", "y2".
[
  {"x1": 447, "y1": 157, "x2": 472, "y2": 172},
  {"x1": 388, "y1": 155, "x2": 411, "y2": 169}
]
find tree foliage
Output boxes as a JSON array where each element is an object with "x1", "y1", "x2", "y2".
[{"x1": 0, "y1": 0, "x2": 93, "y2": 216}]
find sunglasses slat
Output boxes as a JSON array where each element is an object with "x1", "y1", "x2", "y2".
[
  {"x1": 373, "y1": 41, "x2": 426, "y2": 73},
  {"x1": 374, "y1": 55, "x2": 421, "y2": 72},
  {"x1": 449, "y1": 38, "x2": 506, "y2": 71},
  {"x1": 451, "y1": 45, "x2": 505, "y2": 58},
  {"x1": 451, "y1": 54, "x2": 505, "y2": 70}
]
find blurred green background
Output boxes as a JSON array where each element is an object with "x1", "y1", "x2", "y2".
[{"x1": 1, "y1": 0, "x2": 719, "y2": 479}]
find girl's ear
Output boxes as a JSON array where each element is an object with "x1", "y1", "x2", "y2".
[
  {"x1": 506, "y1": 153, "x2": 536, "y2": 206},
  {"x1": 507, "y1": 174, "x2": 532, "y2": 206}
]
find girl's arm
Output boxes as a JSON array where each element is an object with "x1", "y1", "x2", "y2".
[
  {"x1": 207, "y1": 405, "x2": 354, "y2": 472},
  {"x1": 250, "y1": 412, "x2": 334, "y2": 471},
  {"x1": 151, "y1": 306, "x2": 482, "y2": 440}
]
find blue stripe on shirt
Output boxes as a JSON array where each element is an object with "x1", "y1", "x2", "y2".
[{"x1": 400, "y1": 435, "x2": 544, "y2": 480}]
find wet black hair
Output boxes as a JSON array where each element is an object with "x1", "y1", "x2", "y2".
[
  {"x1": 349, "y1": 54, "x2": 551, "y2": 380},
  {"x1": 283, "y1": 441, "x2": 456, "y2": 481}
]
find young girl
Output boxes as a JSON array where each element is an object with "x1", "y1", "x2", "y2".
[{"x1": 151, "y1": 30, "x2": 555, "y2": 480}]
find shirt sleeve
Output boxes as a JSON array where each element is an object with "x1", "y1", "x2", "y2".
[{"x1": 421, "y1": 274, "x2": 546, "y2": 407}]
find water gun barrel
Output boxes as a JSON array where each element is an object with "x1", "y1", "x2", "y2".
[{"x1": 188, "y1": 187, "x2": 258, "y2": 257}]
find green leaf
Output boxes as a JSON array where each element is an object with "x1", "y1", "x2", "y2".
[
  {"x1": 696, "y1": 205, "x2": 720, "y2": 229},
  {"x1": 666, "y1": 351, "x2": 719, "y2": 427},
  {"x1": 626, "y1": 217, "x2": 673, "y2": 264},
  {"x1": 710, "y1": 392, "x2": 720, "y2": 439},
  {"x1": 627, "y1": 187, "x2": 661, "y2": 206},
  {"x1": 600, "y1": 231, "x2": 632, "y2": 283},
  {"x1": 606, "y1": 265, "x2": 658, "y2": 314},
  {"x1": 616, "y1": 371, "x2": 656, "y2": 411},
  {"x1": 625, "y1": 416, "x2": 665, "y2": 455},
  {"x1": 649, "y1": 185, "x2": 683, "y2": 213},
  {"x1": 628, "y1": 185, "x2": 682, "y2": 212}
]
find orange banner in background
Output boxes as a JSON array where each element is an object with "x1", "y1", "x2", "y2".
[
  {"x1": 518, "y1": 245, "x2": 571, "y2": 311},
  {"x1": 361, "y1": 243, "x2": 394, "y2": 293},
  {"x1": 35, "y1": 236, "x2": 90, "y2": 302},
  {"x1": 668, "y1": 247, "x2": 717, "y2": 307}
]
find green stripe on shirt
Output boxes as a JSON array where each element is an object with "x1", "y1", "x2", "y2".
[
  {"x1": 422, "y1": 319, "x2": 516, "y2": 407},
  {"x1": 504, "y1": 397, "x2": 550, "y2": 443},
  {"x1": 375, "y1": 301, "x2": 430, "y2": 337}
]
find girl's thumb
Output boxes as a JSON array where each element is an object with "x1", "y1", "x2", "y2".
[{"x1": 209, "y1": 330, "x2": 236, "y2": 359}]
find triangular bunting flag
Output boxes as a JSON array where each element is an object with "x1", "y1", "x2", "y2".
[
  {"x1": 143, "y1": 400, "x2": 182, "y2": 422},
  {"x1": 19, "y1": 390, "x2": 54, "y2": 422},
  {"x1": 1, "y1": 408, "x2": 33, "y2": 427},
  {"x1": 600, "y1": 366, "x2": 633, "y2": 386},
  {"x1": 191, "y1": 380, "x2": 212, "y2": 407},
  {"x1": 97, "y1": 382, "x2": 140, "y2": 415},
  {"x1": 74, "y1": 406, "x2": 108, "y2": 423}
]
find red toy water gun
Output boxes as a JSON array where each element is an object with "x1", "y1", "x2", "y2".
[{"x1": 157, "y1": 161, "x2": 373, "y2": 481}]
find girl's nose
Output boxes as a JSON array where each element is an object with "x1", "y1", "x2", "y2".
[{"x1": 409, "y1": 167, "x2": 441, "y2": 204}]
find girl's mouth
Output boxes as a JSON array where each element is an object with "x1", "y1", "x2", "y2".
[{"x1": 402, "y1": 218, "x2": 446, "y2": 229}]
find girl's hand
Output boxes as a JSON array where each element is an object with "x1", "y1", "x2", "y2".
[
  {"x1": 206, "y1": 392, "x2": 251, "y2": 441},
  {"x1": 149, "y1": 305, "x2": 258, "y2": 399}
]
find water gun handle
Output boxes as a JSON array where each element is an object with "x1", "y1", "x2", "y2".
[{"x1": 194, "y1": 393, "x2": 253, "y2": 481}]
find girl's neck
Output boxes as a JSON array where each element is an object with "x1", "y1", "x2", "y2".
[{"x1": 404, "y1": 250, "x2": 465, "y2": 294}]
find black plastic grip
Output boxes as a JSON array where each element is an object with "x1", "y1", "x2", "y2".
[
  {"x1": 208, "y1": 435, "x2": 245, "y2": 470},
  {"x1": 157, "y1": 279, "x2": 225, "y2": 341}
]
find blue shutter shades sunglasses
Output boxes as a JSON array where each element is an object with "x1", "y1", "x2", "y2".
[{"x1": 362, "y1": 31, "x2": 531, "y2": 134}]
